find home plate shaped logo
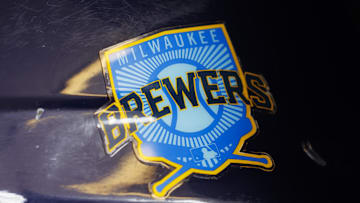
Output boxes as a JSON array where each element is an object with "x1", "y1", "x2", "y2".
[{"x1": 96, "y1": 24, "x2": 275, "y2": 198}]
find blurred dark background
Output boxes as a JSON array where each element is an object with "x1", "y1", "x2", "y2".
[{"x1": 0, "y1": 0, "x2": 357, "y2": 202}]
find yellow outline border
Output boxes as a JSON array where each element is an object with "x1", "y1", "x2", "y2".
[
  {"x1": 245, "y1": 72, "x2": 277, "y2": 113},
  {"x1": 99, "y1": 23, "x2": 274, "y2": 198},
  {"x1": 97, "y1": 102, "x2": 129, "y2": 156}
]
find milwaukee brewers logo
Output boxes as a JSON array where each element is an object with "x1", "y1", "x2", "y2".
[{"x1": 96, "y1": 24, "x2": 276, "y2": 198}]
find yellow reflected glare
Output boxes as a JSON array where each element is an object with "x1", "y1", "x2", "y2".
[
  {"x1": 64, "y1": 151, "x2": 156, "y2": 195},
  {"x1": 103, "y1": 116, "x2": 156, "y2": 125},
  {"x1": 60, "y1": 59, "x2": 107, "y2": 97}
]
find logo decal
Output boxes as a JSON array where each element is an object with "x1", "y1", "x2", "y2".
[{"x1": 96, "y1": 24, "x2": 276, "y2": 198}]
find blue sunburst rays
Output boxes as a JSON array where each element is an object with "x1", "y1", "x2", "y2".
[
  {"x1": 139, "y1": 44, "x2": 236, "y2": 72},
  {"x1": 186, "y1": 47, "x2": 194, "y2": 60},
  {"x1": 196, "y1": 45, "x2": 211, "y2": 63},
  {"x1": 155, "y1": 55, "x2": 164, "y2": 65},
  {"x1": 127, "y1": 105, "x2": 244, "y2": 151},
  {"x1": 137, "y1": 120, "x2": 157, "y2": 138},
  {"x1": 175, "y1": 49, "x2": 182, "y2": 59},
  {"x1": 191, "y1": 44, "x2": 235, "y2": 71},
  {"x1": 128, "y1": 65, "x2": 151, "y2": 78},
  {"x1": 134, "y1": 62, "x2": 153, "y2": 76},
  {"x1": 139, "y1": 60, "x2": 155, "y2": 72},
  {"x1": 122, "y1": 66, "x2": 148, "y2": 81},
  {"x1": 190, "y1": 47, "x2": 200, "y2": 61},
  {"x1": 162, "y1": 51, "x2": 169, "y2": 61},
  {"x1": 137, "y1": 120, "x2": 219, "y2": 149},
  {"x1": 116, "y1": 76, "x2": 147, "y2": 87},
  {"x1": 173, "y1": 50, "x2": 179, "y2": 59},
  {"x1": 114, "y1": 43, "x2": 235, "y2": 98},
  {"x1": 128, "y1": 46, "x2": 235, "y2": 79},
  {"x1": 202, "y1": 44, "x2": 225, "y2": 67},
  {"x1": 115, "y1": 69, "x2": 147, "y2": 84},
  {"x1": 146, "y1": 124, "x2": 162, "y2": 142},
  {"x1": 139, "y1": 122, "x2": 239, "y2": 149},
  {"x1": 200, "y1": 44, "x2": 222, "y2": 65},
  {"x1": 156, "y1": 128, "x2": 167, "y2": 143},
  {"x1": 146, "y1": 57, "x2": 159, "y2": 69},
  {"x1": 130, "y1": 67, "x2": 244, "y2": 149},
  {"x1": 148, "y1": 57, "x2": 160, "y2": 68},
  {"x1": 194, "y1": 46, "x2": 205, "y2": 61},
  {"x1": 200, "y1": 158, "x2": 219, "y2": 168},
  {"x1": 205, "y1": 48, "x2": 227, "y2": 67},
  {"x1": 112, "y1": 42, "x2": 245, "y2": 152},
  {"x1": 223, "y1": 105, "x2": 244, "y2": 117}
]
